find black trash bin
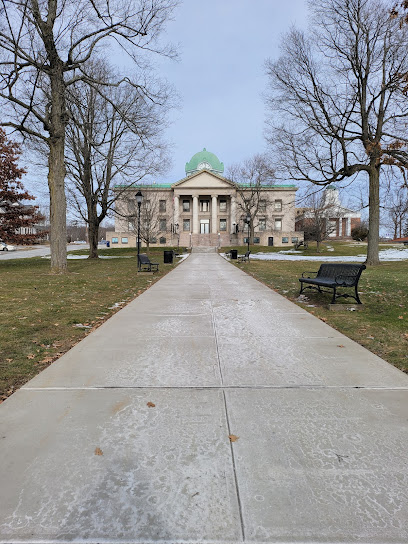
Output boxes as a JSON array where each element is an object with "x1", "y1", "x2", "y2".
[
  {"x1": 230, "y1": 249, "x2": 238, "y2": 260},
  {"x1": 106, "y1": 241, "x2": 110, "y2": 247},
  {"x1": 163, "y1": 250, "x2": 174, "y2": 264}
]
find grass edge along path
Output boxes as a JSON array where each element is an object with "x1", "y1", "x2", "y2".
[{"x1": 0, "y1": 247, "x2": 182, "y2": 402}]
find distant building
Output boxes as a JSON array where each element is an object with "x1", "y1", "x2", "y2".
[
  {"x1": 295, "y1": 186, "x2": 361, "y2": 239},
  {"x1": 107, "y1": 149, "x2": 301, "y2": 248}
]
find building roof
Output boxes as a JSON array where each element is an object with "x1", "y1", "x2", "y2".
[{"x1": 185, "y1": 148, "x2": 224, "y2": 175}]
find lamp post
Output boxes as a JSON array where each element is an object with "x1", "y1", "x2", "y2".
[
  {"x1": 135, "y1": 190, "x2": 143, "y2": 270},
  {"x1": 245, "y1": 213, "x2": 251, "y2": 253}
]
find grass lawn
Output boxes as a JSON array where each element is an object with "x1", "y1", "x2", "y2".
[
  {"x1": 234, "y1": 257, "x2": 408, "y2": 374},
  {"x1": 0, "y1": 247, "x2": 182, "y2": 401}
]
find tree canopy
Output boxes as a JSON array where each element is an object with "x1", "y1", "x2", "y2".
[
  {"x1": 0, "y1": 129, "x2": 44, "y2": 244},
  {"x1": 265, "y1": 0, "x2": 408, "y2": 264}
]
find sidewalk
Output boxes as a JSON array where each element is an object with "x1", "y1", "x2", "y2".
[{"x1": 0, "y1": 253, "x2": 407, "y2": 543}]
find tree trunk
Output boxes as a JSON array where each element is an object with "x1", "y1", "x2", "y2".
[
  {"x1": 48, "y1": 134, "x2": 67, "y2": 273},
  {"x1": 88, "y1": 218, "x2": 99, "y2": 259},
  {"x1": 48, "y1": 69, "x2": 67, "y2": 273},
  {"x1": 366, "y1": 166, "x2": 380, "y2": 266}
]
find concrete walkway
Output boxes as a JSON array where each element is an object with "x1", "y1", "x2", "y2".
[{"x1": 0, "y1": 253, "x2": 407, "y2": 543}]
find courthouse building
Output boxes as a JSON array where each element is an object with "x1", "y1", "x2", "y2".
[{"x1": 107, "y1": 149, "x2": 301, "y2": 248}]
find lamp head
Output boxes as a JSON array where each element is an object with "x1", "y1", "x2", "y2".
[{"x1": 135, "y1": 190, "x2": 143, "y2": 205}]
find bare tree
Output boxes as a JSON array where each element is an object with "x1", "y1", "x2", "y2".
[
  {"x1": 127, "y1": 193, "x2": 168, "y2": 254},
  {"x1": 265, "y1": 0, "x2": 408, "y2": 265},
  {"x1": 0, "y1": 0, "x2": 178, "y2": 272},
  {"x1": 227, "y1": 154, "x2": 276, "y2": 243},
  {"x1": 65, "y1": 62, "x2": 171, "y2": 259},
  {"x1": 297, "y1": 190, "x2": 344, "y2": 252},
  {"x1": 385, "y1": 185, "x2": 408, "y2": 238}
]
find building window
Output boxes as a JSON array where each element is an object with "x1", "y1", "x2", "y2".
[
  {"x1": 219, "y1": 200, "x2": 227, "y2": 212},
  {"x1": 253, "y1": 237, "x2": 260, "y2": 244},
  {"x1": 259, "y1": 199, "x2": 267, "y2": 213},
  {"x1": 159, "y1": 219, "x2": 167, "y2": 231},
  {"x1": 183, "y1": 219, "x2": 190, "y2": 231},
  {"x1": 274, "y1": 200, "x2": 282, "y2": 211},
  {"x1": 183, "y1": 199, "x2": 190, "y2": 212},
  {"x1": 200, "y1": 200, "x2": 209, "y2": 212},
  {"x1": 274, "y1": 218, "x2": 282, "y2": 231},
  {"x1": 121, "y1": 237, "x2": 128, "y2": 244},
  {"x1": 159, "y1": 200, "x2": 166, "y2": 212},
  {"x1": 151, "y1": 237, "x2": 157, "y2": 243},
  {"x1": 291, "y1": 237, "x2": 298, "y2": 243},
  {"x1": 219, "y1": 218, "x2": 227, "y2": 231},
  {"x1": 243, "y1": 237, "x2": 249, "y2": 244},
  {"x1": 282, "y1": 237, "x2": 289, "y2": 243},
  {"x1": 258, "y1": 217, "x2": 266, "y2": 231},
  {"x1": 112, "y1": 237, "x2": 118, "y2": 244},
  {"x1": 159, "y1": 237, "x2": 166, "y2": 244}
]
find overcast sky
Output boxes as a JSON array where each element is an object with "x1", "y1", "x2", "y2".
[
  {"x1": 25, "y1": 1, "x2": 309, "y2": 204},
  {"x1": 152, "y1": 0, "x2": 309, "y2": 183}
]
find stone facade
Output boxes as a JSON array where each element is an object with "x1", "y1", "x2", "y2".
[{"x1": 108, "y1": 150, "x2": 301, "y2": 248}]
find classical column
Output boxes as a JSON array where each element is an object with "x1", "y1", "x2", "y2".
[
  {"x1": 230, "y1": 195, "x2": 236, "y2": 233},
  {"x1": 174, "y1": 195, "x2": 179, "y2": 229},
  {"x1": 346, "y1": 217, "x2": 351, "y2": 237},
  {"x1": 338, "y1": 217, "x2": 342, "y2": 237},
  {"x1": 211, "y1": 195, "x2": 218, "y2": 234},
  {"x1": 192, "y1": 195, "x2": 199, "y2": 234}
]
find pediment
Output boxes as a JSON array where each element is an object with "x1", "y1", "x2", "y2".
[{"x1": 172, "y1": 170, "x2": 236, "y2": 189}]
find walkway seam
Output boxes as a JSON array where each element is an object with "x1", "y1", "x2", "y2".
[
  {"x1": 21, "y1": 385, "x2": 408, "y2": 391},
  {"x1": 210, "y1": 298, "x2": 246, "y2": 542}
]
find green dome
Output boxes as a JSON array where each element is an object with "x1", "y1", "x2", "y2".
[{"x1": 185, "y1": 148, "x2": 224, "y2": 175}]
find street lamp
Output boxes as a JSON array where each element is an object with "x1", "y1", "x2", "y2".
[
  {"x1": 135, "y1": 190, "x2": 143, "y2": 270},
  {"x1": 245, "y1": 213, "x2": 251, "y2": 253}
]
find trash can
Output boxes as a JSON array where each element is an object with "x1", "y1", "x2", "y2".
[
  {"x1": 230, "y1": 249, "x2": 238, "y2": 260},
  {"x1": 163, "y1": 250, "x2": 173, "y2": 264},
  {"x1": 106, "y1": 241, "x2": 110, "y2": 247}
]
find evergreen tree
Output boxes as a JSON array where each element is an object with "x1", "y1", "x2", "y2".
[{"x1": 0, "y1": 129, "x2": 44, "y2": 244}]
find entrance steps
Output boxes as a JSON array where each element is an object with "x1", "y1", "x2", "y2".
[{"x1": 191, "y1": 246, "x2": 218, "y2": 253}]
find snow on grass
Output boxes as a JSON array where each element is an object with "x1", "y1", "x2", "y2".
[{"x1": 249, "y1": 247, "x2": 408, "y2": 262}]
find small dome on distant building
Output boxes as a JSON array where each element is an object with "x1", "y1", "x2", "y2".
[{"x1": 185, "y1": 148, "x2": 224, "y2": 176}]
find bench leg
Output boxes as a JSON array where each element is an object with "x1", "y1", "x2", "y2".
[
  {"x1": 354, "y1": 285, "x2": 362, "y2": 304},
  {"x1": 331, "y1": 287, "x2": 337, "y2": 304}
]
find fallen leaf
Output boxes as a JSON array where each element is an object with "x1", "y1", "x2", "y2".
[
  {"x1": 337, "y1": 345, "x2": 345, "y2": 348},
  {"x1": 229, "y1": 434, "x2": 239, "y2": 442},
  {"x1": 147, "y1": 402, "x2": 156, "y2": 408},
  {"x1": 27, "y1": 354, "x2": 35, "y2": 359},
  {"x1": 398, "y1": 316, "x2": 404, "y2": 319},
  {"x1": 94, "y1": 447, "x2": 103, "y2": 456}
]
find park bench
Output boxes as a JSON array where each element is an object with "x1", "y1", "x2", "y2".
[
  {"x1": 299, "y1": 263, "x2": 366, "y2": 304},
  {"x1": 238, "y1": 251, "x2": 251, "y2": 262},
  {"x1": 138, "y1": 254, "x2": 159, "y2": 272},
  {"x1": 295, "y1": 240, "x2": 308, "y2": 250}
]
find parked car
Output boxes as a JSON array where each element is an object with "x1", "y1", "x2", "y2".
[{"x1": 0, "y1": 242, "x2": 16, "y2": 251}]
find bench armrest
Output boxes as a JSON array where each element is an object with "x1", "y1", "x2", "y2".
[{"x1": 301, "y1": 271, "x2": 318, "y2": 278}]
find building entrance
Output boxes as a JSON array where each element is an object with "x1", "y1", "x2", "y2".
[
  {"x1": 200, "y1": 220, "x2": 210, "y2": 234},
  {"x1": 268, "y1": 237, "x2": 274, "y2": 246}
]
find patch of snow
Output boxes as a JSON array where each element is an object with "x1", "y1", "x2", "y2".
[{"x1": 250, "y1": 247, "x2": 408, "y2": 262}]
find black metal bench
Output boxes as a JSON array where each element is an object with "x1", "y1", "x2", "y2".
[
  {"x1": 299, "y1": 263, "x2": 366, "y2": 304},
  {"x1": 295, "y1": 240, "x2": 308, "y2": 250},
  {"x1": 238, "y1": 251, "x2": 251, "y2": 262},
  {"x1": 138, "y1": 254, "x2": 159, "y2": 272}
]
